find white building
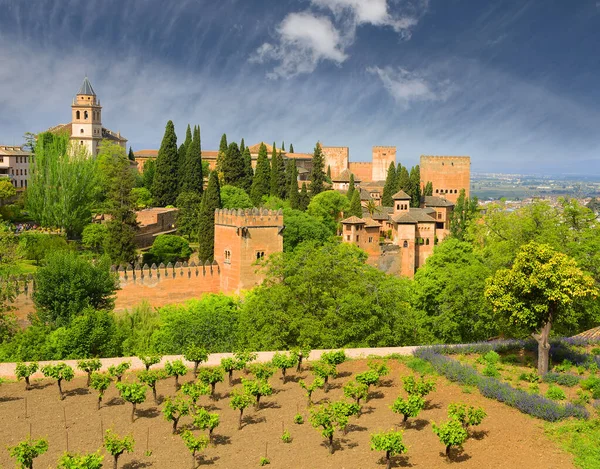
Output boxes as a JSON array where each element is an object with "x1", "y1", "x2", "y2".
[{"x1": 0, "y1": 145, "x2": 31, "y2": 189}]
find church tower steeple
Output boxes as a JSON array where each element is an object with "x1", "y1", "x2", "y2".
[{"x1": 71, "y1": 76, "x2": 103, "y2": 156}]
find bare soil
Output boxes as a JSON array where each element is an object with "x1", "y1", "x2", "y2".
[{"x1": 0, "y1": 359, "x2": 575, "y2": 469}]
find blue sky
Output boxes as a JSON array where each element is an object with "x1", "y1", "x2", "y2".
[{"x1": 0, "y1": 0, "x2": 599, "y2": 174}]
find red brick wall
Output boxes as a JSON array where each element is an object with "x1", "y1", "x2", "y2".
[
  {"x1": 420, "y1": 156, "x2": 471, "y2": 203},
  {"x1": 322, "y1": 146, "x2": 349, "y2": 179},
  {"x1": 348, "y1": 162, "x2": 373, "y2": 182},
  {"x1": 372, "y1": 147, "x2": 396, "y2": 182}
]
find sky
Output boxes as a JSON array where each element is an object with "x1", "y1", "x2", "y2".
[{"x1": 0, "y1": 0, "x2": 599, "y2": 175}]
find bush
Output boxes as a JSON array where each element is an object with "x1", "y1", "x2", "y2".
[
  {"x1": 370, "y1": 431, "x2": 407, "y2": 468},
  {"x1": 519, "y1": 371, "x2": 540, "y2": 383},
  {"x1": 15, "y1": 362, "x2": 38, "y2": 391},
  {"x1": 148, "y1": 234, "x2": 192, "y2": 265},
  {"x1": 546, "y1": 386, "x2": 567, "y2": 401},
  {"x1": 57, "y1": 451, "x2": 104, "y2": 468},
  {"x1": 41, "y1": 363, "x2": 74, "y2": 400},
  {"x1": 482, "y1": 363, "x2": 500, "y2": 378},
  {"x1": 580, "y1": 376, "x2": 600, "y2": 399},
  {"x1": 8, "y1": 437, "x2": 49, "y2": 468},
  {"x1": 294, "y1": 414, "x2": 304, "y2": 424},
  {"x1": 391, "y1": 394, "x2": 425, "y2": 423},
  {"x1": 402, "y1": 375, "x2": 436, "y2": 397},
  {"x1": 432, "y1": 419, "x2": 468, "y2": 458},
  {"x1": 281, "y1": 429, "x2": 292, "y2": 443},
  {"x1": 543, "y1": 372, "x2": 581, "y2": 387},
  {"x1": 104, "y1": 429, "x2": 134, "y2": 469},
  {"x1": 18, "y1": 232, "x2": 70, "y2": 265},
  {"x1": 448, "y1": 403, "x2": 486, "y2": 429},
  {"x1": 81, "y1": 224, "x2": 108, "y2": 254},
  {"x1": 131, "y1": 187, "x2": 153, "y2": 210},
  {"x1": 321, "y1": 350, "x2": 347, "y2": 366}
]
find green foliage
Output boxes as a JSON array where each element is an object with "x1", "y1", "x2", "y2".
[
  {"x1": 107, "y1": 361, "x2": 131, "y2": 381},
  {"x1": 184, "y1": 345, "x2": 209, "y2": 376},
  {"x1": 408, "y1": 165, "x2": 421, "y2": 208},
  {"x1": 423, "y1": 181, "x2": 433, "y2": 196},
  {"x1": 142, "y1": 159, "x2": 156, "y2": 191},
  {"x1": 270, "y1": 147, "x2": 286, "y2": 199},
  {"x1": 259, "y1": 456, "x2": 271, "y2": 466},
  {"x1": 580, "y1": 376, "x2": 600, "y2": 399},
  {"x1": 222, "y1": 141, "x2": 245, "y2": 188},
  {"x1": 482, "y1": 363, "x2": 500, "y2": 378},
  {"x1": 432, "y1": 419, "x2": 468, "y2": 457},
  {"x1": 148, "y1": 234, "x2": 192, "y2": 264},
  {"x1": 356, "y1": 370, "x2": 380, "y2": 389},
  {"x1": 78, "y1": 358, "x2": 101, "y2": 386},
  {"x1": 546, "y1": 419, "x2": 600, "y2": 469},
  {"x1": 197, "y1": 171, "x2": 221, "y2": 262},
  {"x1": 347, "y1": 189, "x2": 362, "y2": 217},
  {"x1": 312, "y1": 361, "x2": 337, "y2": 385},
  {"x1": 193, "y1": 407, "x2": 220, "y2": 436},
  {"x1": 447, "y1": 403, "x2": 487, "y2": 429},
  {"x1": 282, "y1": 208, "x2": 331, "y2": 252},
  {"x1": 250, "y1": 143, "x2": 271, "y2": 205},
  {"x1": 41, "y1": 363, "x2": 74, "y2": 399},
  {"x1": 307, "y1": 191, "x2": 350, "y2": 234},
  {"x1": 545, "y1": 385, "x2": 567, "y2": 401},
  {"x1": 343, "y1": 380, "x2": 369, "y2": 404},
  {"x1": 33, "y1": 251, "x2": 117, "y2": 327},
  {"x1": 402, "y1": 375, "x2": 436, "y2": 397},
  {"x1": 15, "y1": 362, "x2": 38, "y2": 389},
  {"x1": 271, "y1": 351, "x2": 298, "y2": 381},
  {"x1": 81, "y1": 224, "x2": 108, "y2": 254},
  {"x1": 181, "y1": 380, "x2": 210, "y2": 404},
  {"x1": 103, "y1": 429, "x2": 134, "y2": 460},
  {"x1": 0, "y1": 177, "x2": 16, "y2": 200},
  {"x1": 198, "y1": 366, "x2": 225, "y2": 396},
  {"x1": 220, "y1": 185, "x2": 253, "y2": 209},
  {"x1": 298, "y1": 183, "x2": 309, "y2": 211},
  {"x1": 26, "y1": 131, "x2": 98, "y2": 237},
  {"x1": 370, "y1": 431, "x2": 407, "y2": 463},
  {"x1": 175, "y1": 191, "x2": 202, "y2": 241},
  {"x1": 281, "y1": 429, "x2": 292, "y2": 443},
  {"x1": 391, "y1": 394, "x2": 425, "y2": 422},
  {"x1": 367, "y1": 360, "x2": 390, "y2": 377},
  {"x1": 449, "y1": 189, "x2": 479, "y2": 240},
  {"x1": 229, "y1": 388, "x2": 254, "y2": 429},
  {"x1": 298, "y1": 376, "x2": 325, "y2": 404},
  {"x1": 162, "y1": 396, "x2": 190, "y2": 433},
  {"x1": 234, "y1": 351, "x2": 258, "y2": 369},
  {"x1": 249, "y1": 362, "x2": 276, "y2": 381},
  {"x1": 152, "y1": 120, "x2": 179, "y2": 206},
  {"x1": 309, "y1": 142, "x2": 326, "y2": 196},
  {"x1": 181, "y1": 125, "x2": 203, "y2": 195},
  {"x1": 180, "y1": 430, "x2": 209, "y2": 457},
  {"x1": 519, "y1": 371, "x2": 541, "y2": 383},
  {"x1": 138, "y1": 369, "x2": 167, "y2": 403},
  {"x1": 8, "y1": 437, "x2": 49, "y2": 469},
  {"x1": 116, "y1": 382, "x2": 146, "y2": 405},
  {"x1": 165, "y1": 359, "x2": 188, "y2": 387},
  {"x1": 242, "y1": 378, "x2": 273, "y2": 408},
  {"x1": 89, "y1": 372, "x2": 112, "y2": 407},
  {"x1": 131, "y1": 187, "x2": 153, "y2": 209},
  {"x1": 18, "y1": 232, "x2": 70, "y2": 265},
  {"x1": 138, "y1": 354, "x2": 162, "y2": 370},
  {"x1": 294, "y1": 413, "x2": 304, "y2": 424},
  {"x1": 57, "y1": 451, "x2": 104, "y2": 468}
]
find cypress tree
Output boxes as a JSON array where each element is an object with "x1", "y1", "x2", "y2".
[
  {"x1": 288, "y1": 162, "x2": 299, "y2": 209},
  {"x1": 222, "y1": 142, "x2": 245, "y2": 187},
  {"x1": 299, "y1": 183, "x2": 309, "y2": 211},
  {"x1": 409, "y1": 165, "x2": 421, "y2": 208},
  {"x1": 424, "y1": 181, "x2": 433, "y2": 196},
  {"x1": 178, "y1": 124, "x2": 193, "y2": 187},
  {"x1": 250, "y1": 143, "x2": 270, "y2": 206},
  {"x1": 241, "y1": 146, "x2": 253, "y2": 193},
  {"x1": 348, "y1": 189, "x2": 362, "y2": 218},
  {"x1": 281, "y1": 141, "x2": 285, "y2": 152},
  {"x1": 240, "y1": 138, "x2": 245, "y2": 154},
  {"x1": 216, "y1": 134, "x2": 228, "y2": 172},
  {"x1": 181, "y1": 125, "x2": 203, "y2": 195},
  {"x1": 309, "y1": 142, "x2": 326, "y2": 196},
  {"x1": 396, "y1": 165, "x2": 411, "y2": 193},
  {"x1": 347, "y1": 173, "x2": 356, "y2": 200},
  {"x1": 152, "y1": 120, "x2": 179, "y2": 206},
  {"x1": 289, "y1": 143, "x2": 294, "y2": 153},
  {"x1": 197, "y1": 171, "x2": 221, "y2": 262},
  {"x1": 128, "y1": 147, "x2": 135, "y2": 162},
  {"x1": 327, "y1": 165, "x2": 332, "y2": 180},
  {"x1": 270, "y1": 151, "x2": 286, "y2": 199},
  {"x1": 381, "y1": 162, "x2": 397, "y2": 207}
]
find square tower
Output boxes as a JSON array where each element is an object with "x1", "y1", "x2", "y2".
[
  {"x1": 420, "y1": 156, "x2": 471, "y2": 203},
  {"x1": 372, "y1": 146, "x2": 396, "y2": 181},
  {"x1": 71, "y1": 77, "x2": 103, "y2": 156},
  {"x1": 214, "y1": 208, "x2": 284, "y2": 294},
  {"x1": 321, "y1": 145, "x2": 349, "y2": 179}
]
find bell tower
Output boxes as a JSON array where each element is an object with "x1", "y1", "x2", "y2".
[{"x1": 71, "y1": 77, "x2": 102, "y2": 156}]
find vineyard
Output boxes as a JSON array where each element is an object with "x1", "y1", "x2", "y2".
[{"x1": 0, "y1": 349, "x2": 582, "y2": 469}]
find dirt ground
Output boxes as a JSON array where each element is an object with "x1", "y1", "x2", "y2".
[{"x1": 0, "y1": 359, "x2": 575, "y2": 469}]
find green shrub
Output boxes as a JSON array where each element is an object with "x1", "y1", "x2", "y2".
[
  {"x1": 483, "y1": 351, "x2": 500, "y2": 365},
  {"x1": 116, "y1": 382, "x2": 146, "y2": 422},
  {"x1": 103, "y1": 430, "x2": 134, "y2": 469},
  {"x1": 448, "y1": 403, "x2": 486, "y2": 429},
  {"x1": 198, "y1": 367, "x2": 225, "y2": 398},
  {"x1": 519, "y1": 371, "x2": 540, "y2": 383},
  {"x1": 184, "y1": 345, "x2": 209, "y2": 378},
  {"x1": 281, "y1": 429, "x2": 292, "y2": 443},
  {"x1": 554, "y1": 360, "x2": 573, "y2": 373},
  {"x1": 580, "y1": 376, "x2": 600, "y2": 399},
  {"x1": 81, "y1": 224, "x2": 108, "y2": 254},
  {"x1": 432, "y1": 419, "x2": 468, "y2": 458},
  {"x1": 165, "y1": 359, "x2": 188, "y2": 391},
  {"x1": 77, "y1": 358, "x2": 102, "y2": 387},
  {"x1": 546, "y1": 385, "x2": 567, "y2": 401},
  {"x1": 180, "y1": 430, "x2": 209, "y2": 468},
  {"x1": 15, "y1": 362, "x2": 38, "y2": 391},
  {"x1": 148, "y1": 234, "x2": 192, "y2": 265},
  {"x1": 162, "y1": 396, "x2": 190, "y2": 434},
  {"x1": 9, "y1": 437, "x2": 48, "y2": 468},
  {"x1": 591, "y1": 347, "x2": 600, "y2": 356},
  {"x1": 193, "y1": 408, "x2": 220, "y2": 441},
  {"x1": 90, "y1": 372, "x2": 112, "y2": 410},
  {"x1": 271, "y1": 352, "x2": 299, "y2": 383},
  {"x1": 107, "y1": 361, "x2": 131, "y2": 382},
  {"x1": 259, "y1": 456, "x2": 270, "y2": 466},
  {"x1": 298, "y1": 377, "x2": 325, "y2": 405},
  {"x1": 41, "y1": 363, "x2": 74, "y2": 400},
  {"x1": 402, "y1": 375, "x2": 436, "y2": 397},
  {"x1": 321, "y1": 350, "x2": 347, "y2": 366},
  {"x1": 57, "y1": 451, "x2": 104, "y2": 468},
  {"x1": 482, "y1": 363, "x2": 500, "y2": 378},
  {"x1": 370, "y1": 431, "x2": 407, "y2": 468},
  {"x1": 138, "y1": 369, "x2": 167, "y2": 405},
  {"x1": 528, "y1": 383, "x2": 540, "y2": 394},
  {"x1": 391, "y1": 394, "x2": 425, "y2": 423},
  {"x1": 294, "y1": 414, "x2": 304, "y2": 424}
]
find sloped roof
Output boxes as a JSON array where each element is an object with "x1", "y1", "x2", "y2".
[
  {"x1": 573, "y1": 326, "x2": 600, "y2": 340},
  {"x1": 371, "y1": 206, "x2": 393, "y2": 220},
  {"x1": 423, "y1": 195, "x2": 454, "y2": 207},
  {"x1": 78, "y1": 76, "x2": 96, "y2": 96},
  {"x1": 48, "y1": 123, "x2": 72, "y2": 136},
  {"x1": 363, "y1": 217, "x2": 381, "y2": 228},
  {"x1": 391, "y1": 208, "x2": 436, "y2": 224},
  {"x1": 341, "y1": 216, "x2": 365, "y2": 224},
  {"x1": 333, "y1": 168, "x2": 360, "y2": 183},
  {"x1": 360, "y1": 188, "x2": 372, "y2": 200},
  {"x1": 247, "y1": 142, "x2": 275, "y2": 154},
  {"x1": 0, "y1": 145, "x2": 30, "y2": 156},
  {"x1": 392, "y1": 190, "x2": 411, "y2": 200}
]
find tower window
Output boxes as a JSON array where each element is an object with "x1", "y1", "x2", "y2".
[
  {"x1": 84, "y1": 111, "x2": 88, "y2": 120},
  {"x1": 256, "y1": 251, "x2": 265, "y2": 260},
  {"x1": 356, "y1": 236, "x2": 359, "y2": 242},
  {"x1": 224, "y1": 250, "x2": 231, "y2": 264},
  {"x1": 80, "y1": 129, "x2": 84, "y2": 134},
  {"x1": 403, "y1": 240, "x2": 408, "y2": 248},
  {"x1": 426, "y1": 238, "x2": 430, "y2": 245},
  {"x1": 76, "y1": 111, "x2": 80, "y2": 120}
]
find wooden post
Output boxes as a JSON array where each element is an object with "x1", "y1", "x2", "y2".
[
  {"x1": 24, "y1": 397, "x2": 28, "y2": 419},
  {"x1": 66, "y1": 429, "x2": 69, "y2": 452},
  {"x1": 146, "y1": 426, "x2": 150, "y2": 453},
  {"x1": 63, "y1": 406, "x2": 67, "y2": 429}
]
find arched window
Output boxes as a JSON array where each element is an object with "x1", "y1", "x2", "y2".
[
  {"x1": 84, "y1": 111, "x2": 88, "y2": 120},
  {"x1": 76, "y1": 110, "x2": 80, "y2": 120},
  {"x1": 426, "y1": 238, "x2": 430, "y2": 245},
  {"x1": 80, "y1": 129, "x2": 84, "y2": 134},
  {"x1": 403, "y1": 240, "x2": 408, "y2": 248}
]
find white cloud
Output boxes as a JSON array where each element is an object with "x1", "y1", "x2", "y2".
[
  {"x1": 367, "y1": 66, "x2": 451, "y2": 106},
  {"x1": 250, "y1": 12, "x2": 348, "y2": 78}
]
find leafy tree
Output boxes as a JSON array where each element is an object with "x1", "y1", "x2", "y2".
[
  {"x1": 229, "y1": 388, "x2": 254, "y2": 429},
  {"x1": 327, "y1": 165, "x2": 332, "y2": 181},
  {"x1": 423, "y1": 181, "x2": 433, "y2": 196},
  {"x1": 197, "y1": 171, "x2": 221, "y2": 262},
  {"x1": 181, "y1": 126, "x2": 203, "y2": 195},
  {"x1": 234, "y1": 351, "x2": 258, "y2": 371},
  {"x1": 57, "y1": 451, "x2": 103, "y2": 469},
  {"x1": 241, "y1": 146, "x2": 254, "y2": 193},
  {"x1": 348, "y1": 189, "x2": 362, "y2": 217},
  {"x1": 142, "y1": 159, "x2": 156, "y2": 191},
  {"x1": 90, "y1": 372, "x2": 112, "y2": 409},
  {"x1": 330, "y1": 400, "x2": 360, "y2": 434},
  {"x1": 396, "y1": 165, "x2": 410, "y2": 193},
  {"x1": 409, "y1": 165, "x2": 421, "y2": 208},
  {"x1": 221, "y1": 357, "x2": 241, "y2": 386},
  {"x1": 163, "y1": 396, "x2": 190, "y2": 433},
  {"x1": 107, "y1": 361, "x2": 131, "y2": 382},
  {"x1": 15, "y1": 362, "x2": 38, "y2": 391},
  {"x1": 286, "y1": 161, "x2": 299, "y2": 208},
  {"x1": 298, "y1": 376, "x2": 325, "y2": 405},
  {"x1": 77, "y1": 358, "x2": 102, "y2": 387},
  {"x1": 432, "y1": 419, "x2": 468, "y2": 458},
  {"x1": 312, "y1": 361, "x2": 337, "y2": 392},
  {"x1": 176, "y1": 191, "x2": 202, "y2": 241},
  {"x1": 26, "y1": 131, "x2": 98, "y2": 238},
  {"x1": 103, "y1": 429, "x2": 134, "y2": 469},
  {"x1": 289, "y1": 143, "x2": 294, "y2": 153},
  {"x1": 271, "y1": 351, "x2": 299, "y2": 383},
  {"x1": 343, "y1": 380, "x2": 368, "y2": 406},
  {"x1": 381, "y1": 162, "x2": 397, "y2": 207},
  {"x1": 8, "y1": 437, "x2": 48, "y2": 469},
  {"x1": 184, "y1": 345, "x2": 209, "y2": 378},
  {"x1": 281, "y1": 141, "x2": 285, "y2": 151},
  {"x1": 291, "y1": 346, "x2": 311, "y2": 372},
  {"x1": 240, "y1": 138, "x2": 245, "y2": 154},
  {"x1": 0, "y1": 177, "x2": 16, "y2": 201},
  {"x1": 220, "y1": 185, "x2": 253, "y2": 210},
  {"x1": 282, "y1": 208, "x2": 331, "y2": 252},
  {"x1": 307, "y1": 190, "x2": 350, "y2": 234},
  {"x1": 242, "y1": 378, "x2": 273, "y2": 409},
  {"x1": 355, "y1": 370, "x2": 380, "y2": 395},
  {"x1": 298, "y1": 183, "x2": 309, "y2": 211},
  {"x1": 198, "y1": 367, "x2": 225, "y2": 398},
  {"x1": 193, "y1": 408, "x2": 220, "y2": 442},
  {"x1": 178, "y1": 124, "x2": 193, "y2": 187},
  {"x1": 180, "y1": 430, "x2": 209, "y2": 468},
  {"x1": 367, "y1": 360, "x2": 390, "y2": 377},
  {"x1": 131, "y1": 187, "x2": 153, "y2": 210},
  {"x1": 309, "y1": 401, "x2": 356, "y2": 454},
  {"x1": 402, "y1": 375, "x2": 436, "y2": 397},
  {"x1": 249, "y1": 362, "x2": 276, "y2": 381},
  {"x1": 391, "y1": 394, "x2": 425, "y2": 423},
  {"x1": 216, "y1": 134, "x2": 228, "y2": 173},
  {"x1": 447, "y1": 403, "x2": 486, "y2": 430},
  {"x1": 485, "y1": 242, "x2": 597, "y2": 374},
  {"x1": 17, "y1": 232, "x2": 70, "y2": 266},
  {"x1": 449, "y1": 189, "x2": 479, "y2": 240},
  {"x1": 165, "y1": 359, "x2": 188, "y2": 391},
  {"x1": 33, "y1": 252, "x2": 117, "y2": 327},
  {"x1": 346, "y1": 173, "x2": 356, "y2": 200},
  {"x1": 222, "y1": 142, "x2": 245, "y2": 188},
  {"x1": 116, "y1": 382, "x2": 147, "y2": 422},
  {"x1": 321, "y1": 349, "x2": 347, "y2": 366},
  {"x1": 128, "y1": 146, "x2": 135, "y2": 162},
  {"x1": 250, "y1": 143, "x2": 270, "y2": 205},
  {"x1": 309, "y1": 142, "x2": 326, "y2": 196},
  {"x1": 152, "y1": 120, "x2": 179, "y2": 206},
  {"x1": 370, "y1": 431, "x2": 407, "y2": 469},
  {"x1": 148, "y1": 234, "x2": 192, "y2": 264},
  {"x1": 41, "y1": 363, "x2": 74, "y2": 400},
  {"x1": 81, "y1": 224, "x2": 108, "y2": 254},
  {"x1": 138, "y1": 354, "x2": 161, "y2": 371},
  {"x1": 138, "y1": 369, "x2": 167, "y2": 405},
  {"x1": 270, "y1": 150, "x2": 286, "y2": 199},
  {"x1": 181, "y1": 381, "x2": 210, "y2": 407}
]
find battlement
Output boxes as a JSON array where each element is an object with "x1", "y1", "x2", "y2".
[
  {"x1": 349, "y1": 162, "x2": 372, "y2": 166},
  {"x1": 421, "y1": 155, "x2": 470, "y2": 166},
  {"x1": 372, "y1": 146, "x2": 396, "y2": 150},
  {"x1": 214, "y1": 208, "x2": 283, "y2": 227}
]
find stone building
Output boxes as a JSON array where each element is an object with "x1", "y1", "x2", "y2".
[
  {"x1": 420, "y1": 155, "x2": 471, "y2": 203},
  {"x1": 48, "y1": 77, "x2": 127, "y2": 157},
  {"x1": 0, "y1": 145, "x2": 31, "y2": 190}
]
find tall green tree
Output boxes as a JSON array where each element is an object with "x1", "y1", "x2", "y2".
[
  {"x1": 348, "y1": 190, "x2": 362, "y2": 218},
  {"x1": 26, "y1": 131, "x2": 98, "y2": 238},
  {"x1": 222, "y1": 142, "x2": 245, "y2": 187},
  {"x1": 299, "y1": 183, "x2": 309, "y2": 211},
  {"x1": 240, "y1": 138, "x2": 245, "y2": 154},
  {"x1": 449, "y1": 189, "x2": 479, "y2": 241},
  {"x1": 142, "y1": 159, "x2": 156, "y2": 191},
  {"x1": 197, "y1": 172, "x2": 221, "y2": 262},
  {"x1": 176, "y1": 191, "x2": 202, "y2": 241},
  {"x1": 270, "y1": 151, "x2": 286, "y2": 199},
  {"x1": 181, "y1": 126, "x2": 203, "y2": 195},
  {"x1": 485, "y1": 242, "x2": 597, "y2": 374},
  {"x1": 98, "y1": 141, "x2": 138, "y2": 265},
  {"x1": 396, "y1": 165, "x2": 410, "y2": 193},
  {"x1": 152, "y1": 120, "x2": 179, "y2": 206},
  {"x1": 241, "y1": 146, "x2": 253, "y2": 194},
  {"x1": 346, "y1": 174, "x2": 356, "y2": 201},
  {"x1": 281, "y1": 141, "x2": 285, "y2": 152},
  {"x1": 310, "y1": 143, "x2": 326, "y2": 196},
  {"x1": 381, "y1": 162, "x2": 397, "y2": 207},
  {"x1": 289, "y1": 143, "x2": 294, "y2": 153},
  {"x1": 216, "y1": 134, "x2": 228, "y2": 173},
  {"x1": 250, "y1": 143, "x2": 270, "y2": 206},
  {"x1": 286, "y1": 161, "x2": 299, "y2": 209},
  {"x1": 128, "y1": 147, "x2": 135, "y2": 162},
  {"x1": 178, "y1": 124, "x2": 193, "y2": 190},
  {"x1": 308, "y1": 191, "x2": 350, "y2": 235},
  {"x1": 409, "y1": 165, "x2": 421, "y2": 208},
  {"x1": 423, "y1": 181, "x2": 433, "y2": 196}
]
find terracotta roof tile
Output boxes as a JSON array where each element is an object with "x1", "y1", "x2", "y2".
[
  {"x1": 423, "y1": 195, "x2": 454, "y2": 207},
  {"x1": 392, "y1": 190, "x2": 411, "y2": 200},
  {"x1": 341, "y1": 216, "x2": 366, "y2": 224}
]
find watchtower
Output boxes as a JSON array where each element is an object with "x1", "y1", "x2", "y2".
[
  {"x1": 213, "y1": 208, "x2": 284, "y2": 294},
  {"x1": 372, "y1": 146, "x2": 396, "y2": 181},
  {"x1": 71, "y1": 77, "x2": 103, "y2": 156},
  {"x1": 420, "y1": 155, "x2": 471, "y2": 203}
]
